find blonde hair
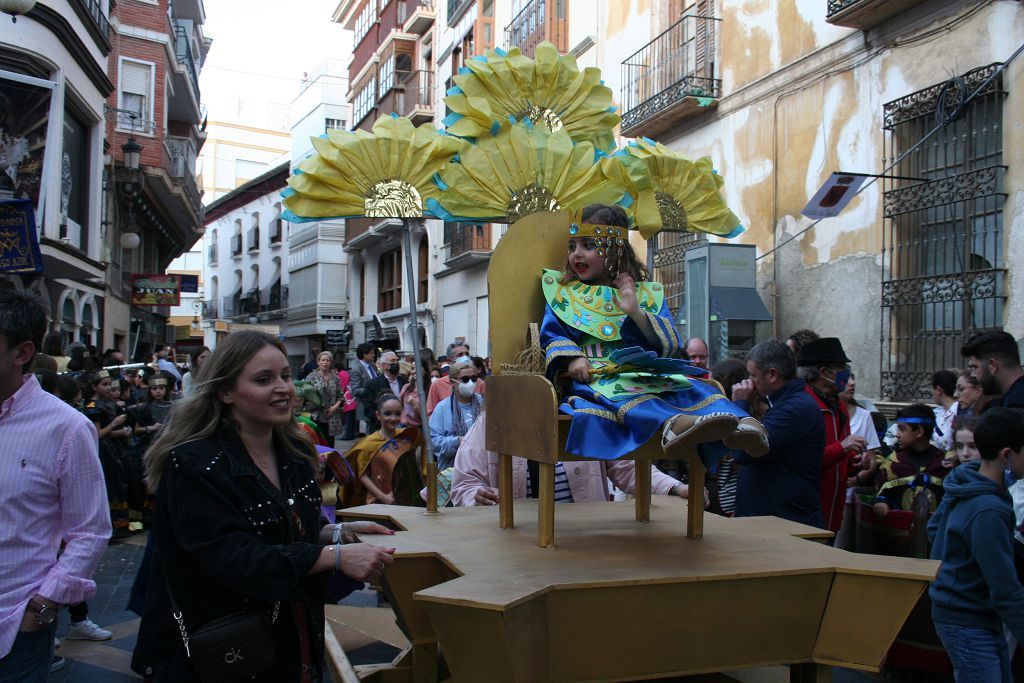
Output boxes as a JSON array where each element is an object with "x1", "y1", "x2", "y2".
[
  {"x1": 144, "y1": 331, "x2": 316, "y2": 492},
  {"x1": 317, "y1": 350, "x2": 333, "y2": 363}
]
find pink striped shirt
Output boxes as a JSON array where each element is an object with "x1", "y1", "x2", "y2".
[{"x1": 0, "y1": 374, "x2": 110, "y2": 657}]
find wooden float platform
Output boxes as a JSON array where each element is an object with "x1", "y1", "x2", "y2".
[{"x1": 336, "y1": 496, "x2": 937, "y2": 682}]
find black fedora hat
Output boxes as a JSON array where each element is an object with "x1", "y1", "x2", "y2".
[{"x1": 797, "y1": 337, "x2": 851, "y2": 366}]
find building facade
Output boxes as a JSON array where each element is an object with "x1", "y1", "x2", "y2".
[
  {"x1": 334, "y1": 0, "x2": 437, "y2": 355},
  {"x1": 608, "y1": 0, "x2": 1023, "y2": 401},
  {"x1": 201, "y1": 162, "x2": 289, "y2": 350},
  {"x1": 0, "y1": 0, "x2": 114, "y2": 348},
  {"x1": 102, "y1": 0, "x2": 210, "y2": 360},
  {"x1": 198, "y1": 120, "x2": 290, "y2": 203}
]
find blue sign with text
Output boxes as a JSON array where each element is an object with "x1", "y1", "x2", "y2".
[{"x1": 0, "y1": 199, "x2": 43, "y2": 273}]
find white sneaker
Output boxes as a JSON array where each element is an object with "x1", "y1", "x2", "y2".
[
  {"x1": 66, "y1": 618, "x2": 113, "y2": 641},
  {"x1": 50, "y1": 656, "x2": 65, "y2": 673}
]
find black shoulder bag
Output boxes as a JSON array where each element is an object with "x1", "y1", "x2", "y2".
[{"x1": 163, "y1": 570, "x2": 280, "y2": 683}]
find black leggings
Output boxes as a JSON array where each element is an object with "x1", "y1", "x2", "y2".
[{"x1": 68, "y1": 602, "x2": 88, "y2": 622}]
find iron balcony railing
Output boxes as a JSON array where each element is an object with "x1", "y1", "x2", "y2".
[
  {"x1": 620, "y1": 12, "x2": 721, "y2": 133},
  {"x1": 444, "y1": 222, "x2": 490, "y2": 261},
  {"x1": 247, "y1": 226, "x2": 260, "y2": 251},
  {"x1": 447, "y1": 0, "x2": 471, "y2": 26},
  {"x1": 75, "y1": 0, "x2": 110, "y2": 37},
  {"x1": 207, "y1": 242, "x2": 217, "y2": 265},
  {"x1": 231, "y1": 234, "x2": 242, "y2": 257},
  {"x1": 269, "y1": 218, "x2": 283, "y2": 244},
  {"x1": 204, "y1": 299, "x2": 218, "y2": 319},
  {"x1": 504, "y1": 0, "x2": 567, "y2": 57},
  {"x1": 172, "y1": 20, "x2": 201, "y2": 97},
  {"x1": 826, "y1": 0, "x2": 859, "y2": 16}
]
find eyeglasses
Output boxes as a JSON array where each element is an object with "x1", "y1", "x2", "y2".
[{"x1": 457, "y1": 376, "x2": 479, "y2": 383}]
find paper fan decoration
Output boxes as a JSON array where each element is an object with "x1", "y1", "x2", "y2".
[
  {"x1": 433, "y1": 122, "x2": 626, "y2": 224},
  {"x1": 282, "y1": 116, "x2": 465, "y2": 221},
  {"x1": 443, "y1": 42, "x2": 620, "y2": 150},
  {"x1": 604, "y1": 138, "x2": 743, "y2": 239}
]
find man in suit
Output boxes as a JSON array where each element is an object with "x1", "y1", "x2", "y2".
[
  {"x1": 365, "y1": 351, "x2": 407, "y2": 433},
  {"x1": 348, "y1": 342, "x2": 378, "y2": 437}
]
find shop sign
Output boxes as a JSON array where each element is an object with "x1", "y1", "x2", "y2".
[
  {"x1": 0, "y1": 199, "x2": 43, "y2": 272},
  {"x1": 131, "y1": 274, "x2": 182, "y2": 306}
]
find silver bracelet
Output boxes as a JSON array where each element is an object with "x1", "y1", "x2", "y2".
[{"x1": 332, "y1": 523, "x2": 345, "y2": 545}]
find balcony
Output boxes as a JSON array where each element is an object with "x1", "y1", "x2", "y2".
[
  {"x1": 169, "y1": 18, "x2": 201, "y2": 121},
  {"x1": 403, "y1": 0, "x2": 435, "y2": 35},
  {"x1": 443, "y1": 222, "x2": 491, "y2": 271},
  {"x1": 504, "y1": 0, "x2": 568, "y2": 57},
  {"x1": 343, "y1": 216, "x2": 403, "y2": 250},
  {"x1": 247, "y1": 226, "x2": 260, "y2": 252},
  {"x1": 207, "y1": 242, "x2": 218, "y2": 265},
  {"x1": 620, "y1": 13, "x2": 721, "y2": 139},
  {"x1": 825, "y1": 0, "x2": 928, "y2": 30},
  {"x1": 221, "y1": 293, "x2": 239, "y2": 318},
  {"x1": 204, "y1": 299, "x2": 219, "y2": 320},
  {"x1": 231, "y1": 234, "x2": 243, "y2": 257},
  {"x1": 399, "y1": 70, "x2": 434, "y2": 124},
  {"x1": 166, "y1": 136, "x2": 202, "y2": 217},
  {"x1": 447, "y1": 0, "x2": 471, "y2": 26},
  {"x1": 260, "y1": 281, "x2": 286, "y2": 313},
  {"x1": 71, "y1": 0, "x2": 110, "y2": 51},
  {"x1": 269, "y1": 218, "x2": 283, "y2": 245}
]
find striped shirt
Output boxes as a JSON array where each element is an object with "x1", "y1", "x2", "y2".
[
  {"x1": 0, "y1": 374, "x2": 110, "y2": 657},
  {"x1": 526, "y1": 462, "x2": 575, "y2": 503}
]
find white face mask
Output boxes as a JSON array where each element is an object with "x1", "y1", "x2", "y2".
[{"x1": 456, "y1": 380, "x2": 476, "y2": 398}]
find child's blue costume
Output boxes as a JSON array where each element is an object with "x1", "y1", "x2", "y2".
[{"x1": 540, "y1": 268, "x2": 750, "y2": 459}]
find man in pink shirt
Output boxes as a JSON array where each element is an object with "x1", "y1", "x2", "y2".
[{"x1": 0, "y1": 290, "x2": 110, "y2": 679}]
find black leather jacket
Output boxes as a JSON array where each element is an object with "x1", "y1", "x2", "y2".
[{"x1": 132, "y1": 426, "x2": 327, "y2": 681}]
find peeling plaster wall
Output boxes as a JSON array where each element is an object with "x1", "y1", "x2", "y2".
[{"x1": 634, "y1": 0, "x2": 1024, "y2": 399}]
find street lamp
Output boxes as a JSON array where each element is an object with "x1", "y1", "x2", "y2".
[
  {"x1": 0, "y1": 0, "x2": 36, "y2": 22},
  {"x1": 118, "y1": 137, "x2": 144, "y2": 250},
  {"x1": 191, "y1": 300, "x2": 203, "y2": 327}
]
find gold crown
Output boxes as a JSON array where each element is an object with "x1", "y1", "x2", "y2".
[{"x1": 150, "y1": 378, "x2": 168, "y2": 387}]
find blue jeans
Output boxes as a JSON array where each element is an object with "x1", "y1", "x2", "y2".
[
  {"x1": 936, "y1": 622, "x2": 1012, "y2": 683},
  {"x1": 0, "y1": 622, "x2": 56, "y2": 683}
]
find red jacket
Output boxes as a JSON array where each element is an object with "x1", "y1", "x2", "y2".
[{"x1": 804, "y1": 386, "x2": 854, "y2": 532}]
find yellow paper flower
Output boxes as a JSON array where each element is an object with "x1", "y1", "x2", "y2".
[
  {"x1": 603, "y1": 139, "x2": 742, "y2": 239},
  {"x1": 436, "y1": 123, "x2": 626, "y2": 223},
  {"x1": 443, "y1": 42, "x2": 620, "y2": 150},
  {"x1": 283, "y1": 116, "x2": 465, "y2": 220}
]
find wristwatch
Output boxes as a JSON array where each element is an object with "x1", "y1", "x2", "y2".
[{"x1": 29, "y1": 598, "x2": 57, "y2": 626}]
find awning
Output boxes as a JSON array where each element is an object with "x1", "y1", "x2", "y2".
[{"x1": 710, "y1": 286, "x2": 772, "y2": 322}]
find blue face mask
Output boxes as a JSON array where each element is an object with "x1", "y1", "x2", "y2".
[{"x1": 831, "y1": 368, "x2": 851, "y2": 393}]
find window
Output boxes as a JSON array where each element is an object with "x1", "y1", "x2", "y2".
[
  {"x1": 418, "y1": 238, "x2": 429, "y2": 304},
  {"x1": 354, "y1": 0, "x2": 376, "y2": 45},
  {"x1": 118, "y1": 58, "x2": 155, "y2": 133},
  {"x1": 378, "y1": 248, "x2": 403, "y2": 312},
  {"x1": 353, "y1": 75, "x2": 377, "y2": 124},
  {"x1": 325, "y1": 117, "x2": 347, "y2": 131},
  {"x1": 380, "y1": 54, "x2": 395, "y2": 95},
  {"x1": 880, "y1": 63, "x2": 1007, "y2": 400}
]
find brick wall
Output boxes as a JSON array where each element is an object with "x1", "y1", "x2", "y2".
[{"x1": 107, "y1": 0, "x2": 173, "y2": 168}]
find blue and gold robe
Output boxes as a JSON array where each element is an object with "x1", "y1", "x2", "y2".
[{"x1": 540, "y1": 269, "x2": 747, "y2": 459}]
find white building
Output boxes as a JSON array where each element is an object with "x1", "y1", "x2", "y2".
[
  {"x1": 201, "y1": 162, "x2": 289, "y2": 349},
  {"x1": 0, "y1": 0, "x2": 113, "y2": 347}
]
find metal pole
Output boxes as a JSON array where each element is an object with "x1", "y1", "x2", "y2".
[{"x1": 401, "y1": 218, "x2": 438, "y2": 513}]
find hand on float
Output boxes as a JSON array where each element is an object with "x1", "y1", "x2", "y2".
[
  {"x1": 475, "y1": 487, "x2": 500, "y2": 506},
  {"x1": 568, "y1": 357, "x2": 593, "y2": 384},
  {"x1": 872, "y1": 501, "x2": 890, "y2": 522},
  {"x1": 341, "y1": 544, "x2": 396, "y2": 581},
  {"x1": 613, "y1": 273, "x2": 640, "y2": 315},
  {"x1": 345, "y1": 520, "x2": 394, "y2": 536}
]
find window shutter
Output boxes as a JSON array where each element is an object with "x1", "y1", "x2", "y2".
[{"x1": 121, "y1": 61, "x2": 151, "y2": 96}]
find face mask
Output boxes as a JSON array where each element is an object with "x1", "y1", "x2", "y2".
[
  {"x1": 456, "y1": 380, "x2": 476, "y2": 398},
  {"x1": 388, "y1": 363, "x2": 400, "y2": 375},
  {"x1": 830, "y1": 368, "x2": 851, "y2": 392}
]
